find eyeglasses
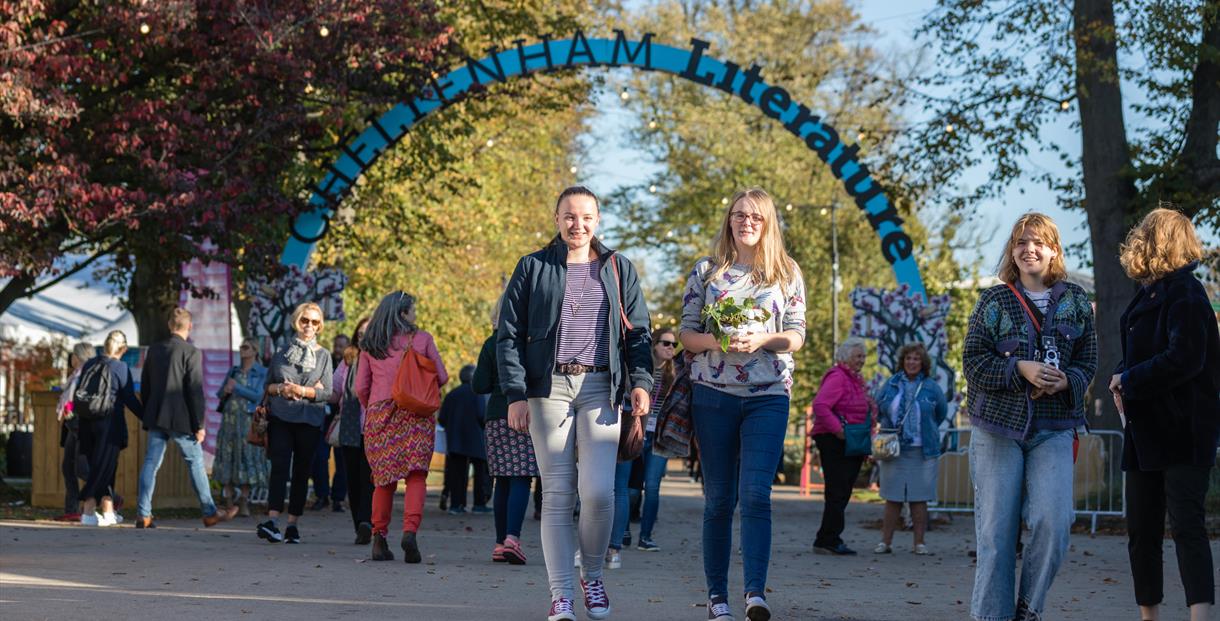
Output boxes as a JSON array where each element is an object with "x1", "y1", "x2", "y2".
[
  {"x1": 299, "y1": 317, "x2": 322, "y2": 327},
  {"x1": 730, "y1": 212, "x2": 765, "y2": 225},
  {"x1": 239, "y1": 344, "x2": 253, "y2": 351},
  {"x1": 658, "y1": 341, "x2": 677, "y2": 348}
]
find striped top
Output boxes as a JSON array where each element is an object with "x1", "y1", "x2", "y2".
[
  {"x1": 1026, "y1": 288, "x2": 1052, "y2": 315},
  {"x1": 555, "y1": 260, "x2": 610, "y2": 367}
]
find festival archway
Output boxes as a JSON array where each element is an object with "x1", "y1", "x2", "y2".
[{"x1": 283, "y1": 30, "x2": 926, "y2": 298}]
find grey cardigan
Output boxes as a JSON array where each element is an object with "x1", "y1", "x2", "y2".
[{"x1": 266, "y1": 344, "x2": 333, "y2": 428}]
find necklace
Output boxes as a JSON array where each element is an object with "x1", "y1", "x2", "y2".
[{"x1": 568, "y1": 262, "x2": 595, "y2": 315}]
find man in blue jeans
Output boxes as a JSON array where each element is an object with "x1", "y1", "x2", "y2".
[{"x1": 136, "y1": 307, "x2": 239, "y2": 528}]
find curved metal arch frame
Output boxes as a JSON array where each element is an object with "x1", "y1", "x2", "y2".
[{"x1": 284, "y1": 32, "x2": 926, "y2": 298}]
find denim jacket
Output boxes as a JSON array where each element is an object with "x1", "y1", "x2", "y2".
[
  {"x1": 216, "y1": 364, "x2": 267, "y2": 414},
  {"x1": 872, "y1": 373, "x2": 948, "y2": 458}
]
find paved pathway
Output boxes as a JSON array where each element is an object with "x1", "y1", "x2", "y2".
[{"x1": 0, "y1": 477, "x2": 1208, "y2": 620}]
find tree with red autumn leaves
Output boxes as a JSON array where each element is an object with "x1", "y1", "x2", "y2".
[{"x1": 0, "y1": 0, "x2": 455, "y2": 343}]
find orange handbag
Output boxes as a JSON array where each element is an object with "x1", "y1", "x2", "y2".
[{"x1": 391, "y1": 333, "x2": 441, "y2": 416}]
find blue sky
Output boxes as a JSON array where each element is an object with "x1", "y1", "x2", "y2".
[{"x1": 580, "y1": 0, "x2": 1215, "y2": 284}]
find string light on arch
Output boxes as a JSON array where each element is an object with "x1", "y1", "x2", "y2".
[
  {"x1": 139, "y1": 23, "x2": 150, "y2": 35},
  {"x1": 319, "y1": 26, "x2": 330, "y2": 37}
]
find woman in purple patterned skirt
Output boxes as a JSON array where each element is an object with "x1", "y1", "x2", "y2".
[{"x1": 474, "y1": 294, "x2": 539, "y2": 565}]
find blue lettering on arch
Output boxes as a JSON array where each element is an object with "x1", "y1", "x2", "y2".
[{"x1": 283, "y1": 34, "x2": 926, "y2": 299}]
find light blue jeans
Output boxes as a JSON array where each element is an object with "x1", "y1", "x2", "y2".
[
  {"x1": 136, "y1": 429, "x2": 218, "y2": 518},
  {"x1": 969, "y1": 427, "x2": 1075, "y2": 621}
]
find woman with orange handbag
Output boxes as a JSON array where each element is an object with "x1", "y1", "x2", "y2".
[{"x1": 355, "y1": 291, "x2": 448, "y2": 563}]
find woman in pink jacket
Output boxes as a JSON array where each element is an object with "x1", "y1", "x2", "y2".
[
  {"x1": 355, "y1": 292, "x2": 449, "y2": 563},
  {"x1": 810, "y1": 337, "x2": 874, "y2": 556}
]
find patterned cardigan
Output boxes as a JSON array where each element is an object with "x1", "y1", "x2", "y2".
[{"x1": 962, "y1": 282, "x2": 1097, "y2": 439}]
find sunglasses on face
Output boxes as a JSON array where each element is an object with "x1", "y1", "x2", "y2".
[
  {"x1": 658, "y1": 340, "x2": 677, "y2": 348},
  {"x1": 298, "y1": 317, "x2": 322, "y2": 327},
  {"x1": 239, "y1": 345, "x2": 253, "y2": 351}
]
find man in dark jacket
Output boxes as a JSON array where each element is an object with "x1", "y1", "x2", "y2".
[
  {"x1": 439, "y1": 365, "x2": 490, "y2": 514},
  {"x1": 135, "y1": 307, "x2": 238, "y2": 528}
]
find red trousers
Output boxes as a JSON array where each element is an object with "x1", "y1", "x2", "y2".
[{"x1": 371, "y1": 471, "x2": 427, "y2": 535}]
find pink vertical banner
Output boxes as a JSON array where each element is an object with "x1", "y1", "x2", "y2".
[{"x1": 180, "y1": 249, "x2": 233, "y2": 470}]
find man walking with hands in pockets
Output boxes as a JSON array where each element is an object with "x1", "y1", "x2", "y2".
[{"x1": 135, "y1": 307, "x2": 239, "y2": 529}]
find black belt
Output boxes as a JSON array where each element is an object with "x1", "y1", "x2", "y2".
[{"x1": 554, "y1": 363, "x2": 609, "y2": 376}]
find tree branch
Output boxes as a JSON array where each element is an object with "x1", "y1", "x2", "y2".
[{"x1": 1180, "y1": 0, "x2": 1220, "y2": 196}]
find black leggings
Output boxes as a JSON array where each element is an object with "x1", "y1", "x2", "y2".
[
  {"x1": 813, "y1": 433, "x2": 865, "y2": 547},
  {"x1": 1126, "y1": 464, "x2": 1214, "y2": 606},
  {"x1": 267, "y1": 418, "x2": 321, "y2": 516},
  {"x1": 343, "y1": 443, "x2": 374, "y2": 531},
  {"x1": 61, "y1": 425, "x2": 81, "y2": 514}
]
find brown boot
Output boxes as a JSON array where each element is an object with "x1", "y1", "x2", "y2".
[
  {"x1": 135, "y1": 516, "x2": 156, "y2": 529},
  {"x1": 371, "y1": 533, "x2": 394, "y2": 561},
  {"x1": 203, "y1": 505, "x2": 240, "y2": 527}
]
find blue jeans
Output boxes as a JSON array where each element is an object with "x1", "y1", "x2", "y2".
[
  {"x1": 691, "y1": 384, "x2": 789, "y2": 599},
  {"x1": 312, "y1": 415, "x2": 347, "y2": 501},
  {"x1": 136, "y1": 429, "x2": 217, "y2": 518},
  {"x1": 609, "y1": 459, "x2": 634, "y2": 550},
  {"x1": 638, "y1": 432, "x2": 667, "y2": 540},
  {"x1": 969, "y1": 427, "x2": 1075, "y2": 621}
]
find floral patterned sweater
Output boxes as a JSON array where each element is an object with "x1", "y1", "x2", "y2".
[{"x1": 680, "y1": 258, "x2": 807, "y2": 398}]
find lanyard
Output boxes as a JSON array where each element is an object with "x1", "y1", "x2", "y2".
[{"x1": 1005, "y1": 282, "x2": 1064, "y2": 367}]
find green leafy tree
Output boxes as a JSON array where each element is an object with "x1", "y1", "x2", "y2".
[
  {"x1": 900, "y1": 0, "x2": 1220, "y2": 429},
  {"x1": 603, "y1": 0, "x2": 972, "y2": 420},
  {"x1": 316, "y1": 1, "x2": 594, "y2": 377}
]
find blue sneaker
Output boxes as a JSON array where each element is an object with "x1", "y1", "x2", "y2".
[
  {"x1": 637, "y1": 537, "x2": 660, "y2": 551},
  {"x1": 471, "y1": 505, "x2": 493, "y2": 515}
]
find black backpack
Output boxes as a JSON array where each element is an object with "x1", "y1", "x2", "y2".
[{"x1": 72, "y1": 358, "x2": 115, "y2": 420}]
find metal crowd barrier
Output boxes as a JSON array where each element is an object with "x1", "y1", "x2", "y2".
[{"x1": 934, "y1": 428, "x2": 1126, "y2": 533}]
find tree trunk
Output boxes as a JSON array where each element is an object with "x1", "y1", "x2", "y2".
[
  {"x1": 1074, "y1": 0, "x2": 1140, "y2": 431},
  {"x1": 128, "y1": 250, "x2": 180, "y2": 347},
  {"x1": 0, "y1": 273, "x2": 36, "y2": 318}
]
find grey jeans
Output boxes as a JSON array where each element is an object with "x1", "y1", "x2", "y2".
[{"x1": 528, "y1": 371, "x2": 620, "y2": 600}]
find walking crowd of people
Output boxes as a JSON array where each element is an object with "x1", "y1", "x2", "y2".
[{"x1": 50, "y1": 186, "x2": 1217, "y2": 621}]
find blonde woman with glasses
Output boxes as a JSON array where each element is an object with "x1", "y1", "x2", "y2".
[
  {"x1": 680, "y1": 188, "x2": 807, "y2": 621},
  {"x1": 256, "y1": 302, "x2": 334, "y2": 544}
]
